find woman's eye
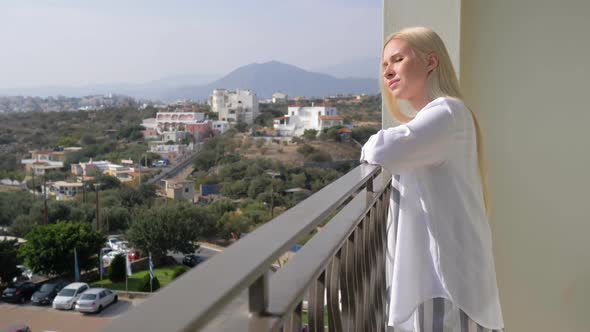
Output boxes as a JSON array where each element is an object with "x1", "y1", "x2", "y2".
[{"x1": 395, "y1": 58, "x2": 403, "y2": 62}]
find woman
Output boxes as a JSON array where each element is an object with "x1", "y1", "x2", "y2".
[{"x1": 361, "y1": 27, "x2": 504, "y2": 332}]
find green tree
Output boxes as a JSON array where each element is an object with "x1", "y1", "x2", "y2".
[
  {"x1": 107, "y1": 254, "x2": 126, "y2": 282},
  {"x1": 303, "y1": 129, "x2": 318, "y2": 141},
  {"x1": 138, "y1": 273, "x2": 160, "y2": 292},
  {"x1": 18, "y1": 221, "x2": 106, "y2": 277},
  {"x1": 0, "y1": 192, "x2": 36, "y2": 227},
  {"x1": 0, "y1": 239, "x2": 19, "y2": 284},
  {"x1": 297, "y1": 144, "x2": 316, "y2": 156},
  {"x1": 127, "y1": 202, "x2": 215, "y2": 259}
]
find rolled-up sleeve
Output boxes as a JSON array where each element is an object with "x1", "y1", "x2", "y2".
[{"x1": 360, "y1": 103, "x2": 455, "y2": 173}]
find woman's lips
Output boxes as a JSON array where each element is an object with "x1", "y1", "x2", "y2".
[{"x1": 389, "y1": 79, "x2": 400, "y2": 88}]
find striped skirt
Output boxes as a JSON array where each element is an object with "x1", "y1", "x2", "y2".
[{"x1": 388, "y1": 298, "x2": 504, "y2": 332}]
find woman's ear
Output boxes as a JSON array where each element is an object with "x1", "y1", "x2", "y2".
[{"x1": 426, "y1": 53, "x2": 438, "y2": 74}]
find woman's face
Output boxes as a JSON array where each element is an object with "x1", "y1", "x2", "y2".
[{"x1": 382, "y1": 38, "x2": 433, "y2": 103}]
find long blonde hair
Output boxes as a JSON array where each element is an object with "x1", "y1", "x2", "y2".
[{"x1": 382, "y1": 27, "x2": 490, "y2": 214}]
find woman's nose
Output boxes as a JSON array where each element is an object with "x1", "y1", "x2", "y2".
[{"x1": 383, "y1": 64, "x2": 394, "y2": 79}]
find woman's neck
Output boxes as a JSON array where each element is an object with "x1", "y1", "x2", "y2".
[{"x1": 408, "y1": 94, "x2": 433, "y2": 112}]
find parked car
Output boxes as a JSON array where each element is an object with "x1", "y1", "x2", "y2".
[
  {"x1": 75, "y1": 288, "x2": 118, "y2": 313},
  {"x1": 112, "y1": 240, "x2": 129, "y2": 251},
  {"x1": 15, "y1": 265, "x2": 33, "y2": 280},
  {"x1": 31, "y1": 279, "x2": 68, "y2": 305},
  {"x1": 52, "y1": 282, "x2": 89, "y2": 310},
  {"x1": 102, "y1": 250, "x2": 124, "y2": 265},
  {"x1": 105, "y1": 236, "x2": 123, "y2": 249},
  {"x1": 0, "y1": 325, "x2": 32, "y2": 332},
  {"x1": 100, "y1": 247, "x2": 113, "y2": 256},
  {"x1": 1, "y1": 281, "x2": 38, "y2": 304},
  {"x1": 182, "y1": 254, "x2": 205, "y2": 267},
  {"x1": 127, "y1": 248, "x2": 141, "y2": 261}
]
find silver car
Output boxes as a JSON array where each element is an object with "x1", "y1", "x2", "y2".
[
  {"x1": 52, "y1": 282, "x2": 89, "y2": 310},
  {"x1": 75, "y1": 288, "x2": 118, "y2": 313}
]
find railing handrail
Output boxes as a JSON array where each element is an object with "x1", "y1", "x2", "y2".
[{"x1": 103, "y1": 163, "x2": 382, "y2": 332}]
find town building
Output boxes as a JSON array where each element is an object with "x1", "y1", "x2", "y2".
[
  {"x1": 141, "y1": 112, "x2": 205, "y2": 135},
  {"x1": 21, "y1": 148, "x2": 81, "y2": 175},
  {"x1": 209, "y1": 89, "x2": 259, "y2": 124},
  {"x1": 273, "y1": 106, "x2": 343, "y2": 136},
  {"x1": 164, "y1": 180, "x2": 195, "y2": 202},
  {"x1": 272, "y1": 92, "x2": 288, "y2": 103}
]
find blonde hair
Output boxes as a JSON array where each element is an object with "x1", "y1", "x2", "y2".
[{"x1": 382, "y1": 27, "x2": 490, "y2": 215}]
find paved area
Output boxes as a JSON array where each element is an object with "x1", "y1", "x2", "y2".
[{"x1": 0, "y1": 296, "x2": 145, "y2": 332}]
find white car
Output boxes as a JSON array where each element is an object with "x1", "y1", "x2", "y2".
[
  {"x1": 113, "y1": 241, "x2": 129, "y2": 251},
  {"x1": 52, "y1": 282, "x2": 89, "y2": 310},
  {"x1": 75, "y1": 288, "x2": 118, "y2": 313},
  {"x1": 106, "y1": 238, "x2": 120, "y2": 249},
  {"x1": 102, "y1": 250, "x2": 124, "y2": 265}
]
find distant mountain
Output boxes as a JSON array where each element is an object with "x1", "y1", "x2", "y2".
[
  {"x1": 312, "y1": 56, "x2": 381, "y2": 79},
  {"x1": 0, "y1": 74, "x2": 220, "y2": 100},
  {"x1": 162, "y1": 61, "x2": 379, "y2": 101},
  {"x1": 0, "y1": 61, "x2": 378, "y2": 102}
]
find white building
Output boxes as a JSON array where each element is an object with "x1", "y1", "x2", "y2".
[
  {"x1": 141, "y1": 112, "x2": 205, "y2": 135},
  {"x1": 273, "y1": 106, "x2": 343, "y2": 136},
  {"x1": 209, "y1": 89, "x2": 259, "y2": 124},
  {"x1": 272, "y1": 92, "x2": 288, "y2": 103},
  {"x1": 50, "y1": 181, "x2": 84, "y2": 200},
  {"x1": 211, "y1": 120, "x2": 230, "y2": 135}
]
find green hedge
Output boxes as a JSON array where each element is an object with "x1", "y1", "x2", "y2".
[
  {"x1": 107, "y1": 254, "x2": 126, "y2": 282},
  {"x1": 138, "y1": 273, "x2": 160, "y2": 292}
]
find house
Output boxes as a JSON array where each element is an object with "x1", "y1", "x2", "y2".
[
  {"x1": 164, "y1": 180, "x2": 195, "y2": 202},
  {"x1": 273, "y1": 106, "x2": 343, "y2": 136},
  {"x1": 21, "y1": 148, "x2": 82, "y2": 175},
  {"x1": 49, "y1": 181, "x2": 84, "y2": 200},
  {"x1": 272, "y1": 92, "x2": 288, "y2": 103},
  {"x1": 141, "y1": 112, "x2": 205, "y2": 136},
  {"x1": 70, "y1": 160, "x2": 131, "y2": 182},
  {"x1": 209, "y1": 89, "x2": 259, "y2": 124}
]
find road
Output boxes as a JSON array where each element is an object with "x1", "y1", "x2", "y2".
[{"x1": 0, "y1": 296, "x2": 145, "y2": 332}]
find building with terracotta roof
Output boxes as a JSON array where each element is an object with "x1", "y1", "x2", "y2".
[{"x1": 273, "y1": 106, "x2": 343, "y2": 136}]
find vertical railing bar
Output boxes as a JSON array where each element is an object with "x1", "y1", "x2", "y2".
[
  {"x1": 340, "y1": 235, "x2": 355, "y2": 332},
  {"x1": 360, "y1": 214, "x2": 370, "y2": 332},
  {"x1": 309, "y1": 270, "x2": 326, "y2": 332},
  {"x1": 285, "y1": 302, "x2": 303, "y2": 332},
  {"x1": 376, "y1": 194, "x2": 386, "y2": 331},
  {"x1": 249, "y1": 272, "x2": 269, "y2": 314},
  {"x1": 353, "y1": 226, "x2": 364, "y2": 332},
  {"x1": 327, "y1": 253, "x2": 343, "y2": 332},
  {"x1": 366, "y1": 209, "x2": 376, "y2": 331}
]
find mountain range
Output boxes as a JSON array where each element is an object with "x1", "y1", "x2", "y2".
[{"x1": 0, "y1": 61, "x2": 379, "y2": 102}]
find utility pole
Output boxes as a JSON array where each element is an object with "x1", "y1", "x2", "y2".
[
  {"x1": 43, "y1": 172, "x2": 48, "y2": 225},
  {"x1": 82, "y1": 173, "x2": 86, "y2": 203},
  {"x1": 95, "y1": 183, "x2": 100, "y2": 232},
  {"x1": 266, "y1": 171, "x2": 280, "y2": 218},
  {"x1": 138, "y1": 154, "x2": 142, "y2": 185}
]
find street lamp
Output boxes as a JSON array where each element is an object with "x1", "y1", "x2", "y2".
[{"x1": 266, "y1": 171, "x2": 280, "y2": 218}]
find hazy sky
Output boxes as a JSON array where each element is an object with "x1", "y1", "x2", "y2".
[{"x1": 0, "y1": 0, "x2": 382, "y2": 88}]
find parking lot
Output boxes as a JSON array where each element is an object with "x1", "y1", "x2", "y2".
[{"x1": 0, "y1": 296, "x2": 145, "y2": 332}]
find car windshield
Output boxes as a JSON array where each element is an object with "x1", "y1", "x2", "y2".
[
  {"x1": 80, "y1": 293, "x2": 96, "y2": 300},
  {"x1": 59, "y1": 289, "x2": 75, "y2": 296},
  {"x1": 40, "y1": 284, "x2": 55, "y2": 292}
]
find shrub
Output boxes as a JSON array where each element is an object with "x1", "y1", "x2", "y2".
[
  {"x1": 107, "y1": 254, "x2": 126, "y2": 282},
  {"x1": 172, "y1": 265, "x2": 189, "y2": 279},
  {"x1": 138, "y1": 273, "x2": 160, "y2": 292},
  {"x1": 308, "y1": 151, "x2": 332, "y2": 162},
  {"x1": 297, "y1": 144, "x2": 316, "y2": 156},
  {"x1": 255, "y1": 139, "x2": 265, "y2": 148}
]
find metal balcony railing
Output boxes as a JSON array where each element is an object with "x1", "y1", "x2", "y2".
[{"x1": 104, "y1": 163, "x2": 394, "y2": 332}]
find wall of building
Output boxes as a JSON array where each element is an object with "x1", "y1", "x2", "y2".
[{"x1": 384, "y1": 0, "x2": 590, "y2": 330}]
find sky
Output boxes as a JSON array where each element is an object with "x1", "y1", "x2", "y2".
[{"x1": 0, "y1": 0, "x2": 382, "y2": 88}]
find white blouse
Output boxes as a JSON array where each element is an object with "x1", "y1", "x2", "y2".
[{"x1": 360, "y1": 97, "x2": 504, "y2": 330}]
